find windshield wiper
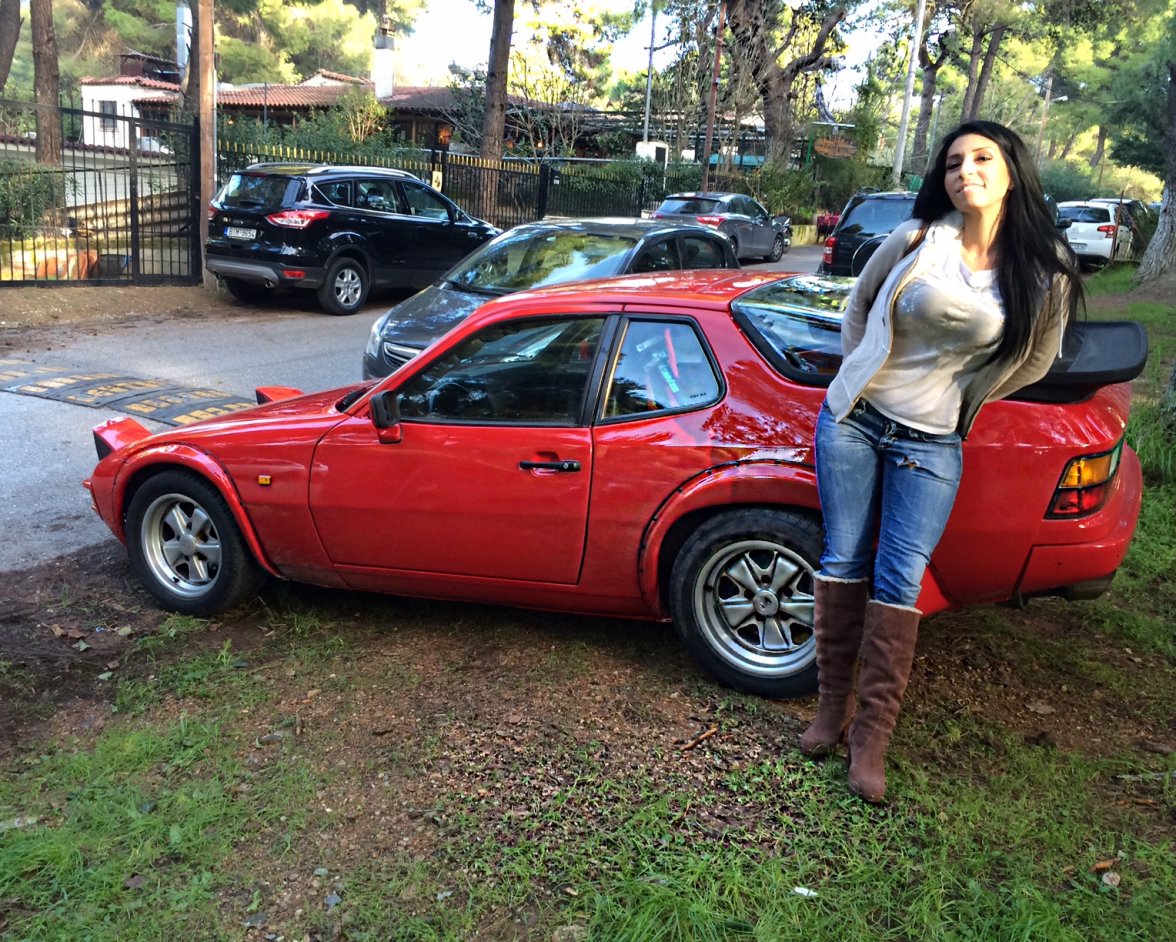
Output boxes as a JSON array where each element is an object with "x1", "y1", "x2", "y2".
[
  {"x1": 445, "y1": 279, "x2": 504, "y2": 296},
  {"x1": 336, "y1": 388, "x2": 368, "y2": 411}
]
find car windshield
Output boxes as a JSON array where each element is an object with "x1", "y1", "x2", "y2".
[
  {"x1": 839, "y1": 198, "x2": 915, "y2": 237},
  {"x1": 658, "y1": 197, "x2": 721, "y2": 214},
  {"x1": 217, "y1": 173, "x2": 295, "y2": 210},
  {"x1": 732, "y1": 275, "x2": 851, "y2": 380},
  {"x1": 446, "y1": 229, "x2": 638, "y2": 294},
  {"x1": 1060, "y1": 206, "x2": 1111, "y2": 223}
]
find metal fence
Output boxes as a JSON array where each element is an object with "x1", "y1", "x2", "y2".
[{"x1": 0, "y1": 100, "x2": 200, "y2": 287}]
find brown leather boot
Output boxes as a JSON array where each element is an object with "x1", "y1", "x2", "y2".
[
  {"x1": 799, "y1": 576, "x2": 870, "y2": 757},
  {"x1": 846, "y1": 600, "x2": 921, "y2": 802}
]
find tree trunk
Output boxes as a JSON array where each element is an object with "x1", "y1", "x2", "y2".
[
  {"x1": 726, "y1": 1, "x2": 844, "y2": 158},
  {"x1": 1088, "y1": 125, "x2": 1106, "y2": 169},
  {"x1": 0, "y1": 0, "x2": 21, "y2": 94},
  {"x1": 480, "y1": 0, "x2": 515, "y2": 159},
  {"x1": 967, "y1": 24, "x2": 1006, "y2": 120},
  {"x1": 30, "y1": 0, "x2": 61, "y2": 165},
  {"x1": 958, "y1": 28, "x2": 983, "y2": 121},
  {"x1": 912, "y1": 29, "x2": 952, "y2": 174},
  {"x1": 1135, "y1": 60, "x2": 1176, "y2": 285}
]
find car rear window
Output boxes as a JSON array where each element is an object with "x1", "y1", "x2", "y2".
[
  {"x1": 838, "y1": 198, "x2": 915, "y2": 237},
  {"x1": 217, "y1": 173, "x2": 298, "y2": 210},
  {"x1": 732, "y1": 275, "x2": 851, "y2": 385},
  {"x1": 447, "y1": 230, "x2": 638, "y2": 293},
  {"x1": 1060, "y1": 206, "x2": 1111, "y2": 223},
  {"x1": 658, "y1": 197, "x2": 721, "y2": 214}
]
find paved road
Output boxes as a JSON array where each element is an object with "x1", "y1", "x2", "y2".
[{"x1": 0, "y1": 244, "x2": 823, "y2": 572}]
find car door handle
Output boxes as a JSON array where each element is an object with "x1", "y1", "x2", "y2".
[{"x1": 519, "y1": 459, "x2": 581, "y2": 472}]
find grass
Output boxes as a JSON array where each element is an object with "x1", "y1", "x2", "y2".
[{"x1": 1, "y1": 267, "x2": 1173, "y2": 940}]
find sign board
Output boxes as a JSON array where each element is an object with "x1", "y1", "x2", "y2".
[{"x1": 814, "y1": 136, "x2": 857, "y2": 159}]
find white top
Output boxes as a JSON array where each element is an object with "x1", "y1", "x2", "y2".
[{"x1": 864, "y1": 249, "x2": 1006, "y2": 435}]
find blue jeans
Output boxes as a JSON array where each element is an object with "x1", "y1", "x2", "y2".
[{"x1": 815, "y1": 399, "x2": 963, "y2": 608}]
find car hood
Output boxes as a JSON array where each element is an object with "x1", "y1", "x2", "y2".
[{"x1": 378, "y1": 283, "x2": 490, "y2": 350}]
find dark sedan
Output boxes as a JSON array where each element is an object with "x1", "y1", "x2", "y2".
[{"x1": 362, "y1": 217, "x2": 738, "y2": 379}]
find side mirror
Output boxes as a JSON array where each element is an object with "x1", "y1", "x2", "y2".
[
  {"x1": 1056, "y1": 217, "x2": 1072, "y2": 231},
  {"x1": 370, "y1": 390, "x2": 402, "y2": 443}
]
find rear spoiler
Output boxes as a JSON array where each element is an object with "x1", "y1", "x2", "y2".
[{"x1": 1013, "y1": 321, "x2": 1149, "y2": 403}]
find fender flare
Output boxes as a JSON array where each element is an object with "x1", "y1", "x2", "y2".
[
  {"x1": 112, "y1": 445, "x2": 281, "y2": 578},
  {"x1": 637, "y1": 458, "x2": 821, "y2": 616}
]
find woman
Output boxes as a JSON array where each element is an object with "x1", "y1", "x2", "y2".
[{"x1": 800, "y1": 121, "x2": 1084, "y2": 802}]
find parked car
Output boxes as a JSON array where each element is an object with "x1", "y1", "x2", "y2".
[
  {"x1": 818, "y1": 191, "x2": 917, "y2": 276},
  {"x1": 362, "y1": 217, "x2": 740, "y2": 379},
  {"x1": 651, "y1": 192, "x2": 792, "y2": 262},
  {"x1": 85, "y1": 271, "x2": 1145, "y2": 699},
  {"x1": 206, "y1": 163, "x2": 499, "y2": 315},
  {"x1": 1058, "y1": 201, "x2": 1135, "y2": 268}
]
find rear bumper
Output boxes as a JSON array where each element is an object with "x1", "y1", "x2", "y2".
[
  {"x1": 206, "y1": 256, "x2": 326, "y2": 289},
  {"x1": 1014, "y1": 445, "x2": 1143, "y2": 601}
]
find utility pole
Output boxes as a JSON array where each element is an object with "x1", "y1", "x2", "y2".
[
  {"x1": 891, "y1": 0, "x2": 927, "y2": 189},
  {"x1": 642, "y1": 6, "x2": 657, "y2": 143},
  {"x1": 1035, "y1": 71, "x2": 1054, "y2": 167},
  {"x1": 699, "y1": 0, "x2": 726, "y2": 192},
  {"x1": 198, "y1": 0, "x2": 215, "y2": 290}
]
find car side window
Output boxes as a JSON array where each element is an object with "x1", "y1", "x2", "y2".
[
  {"x1": 397, "y1": 317, "x2": 606, "y2": 424},
  {"x1": 356, "y1": 180, "x2": 401, "y2": 213},
  {"x1": 315, "y1": 180, "x2": 352, "y2": 206},
  {"x1": 681, "y1": 235, "x2": 726, "y2": 268},
  {"x1": 748, "y1": 198, "x2": 769, "y2": 220},
  {"x1": 603, "y1": 319, "x2": 720, "y2": 418},
  {"x1": 633, "y1": 239, "x2": 680, "y2": 273},
  {"x1": 402, "y1": 183, "x2": 452, "y2": 220}
]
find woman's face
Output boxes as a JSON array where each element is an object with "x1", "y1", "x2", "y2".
[{"x1": 944, "y1": 133, "x2": 1012, "y2": 217}]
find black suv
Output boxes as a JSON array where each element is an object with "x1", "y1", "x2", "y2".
[
  {"x1": 820, "y1": 190, "x2": 1069, "y2": 277},
  {"x1": 818, "y1": 191, "x2": 916, "y2": 277},
  {"x1": 206, "y1": 163, "x2": 499, "y2": 315}
]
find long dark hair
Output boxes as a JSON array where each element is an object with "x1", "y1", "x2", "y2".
[{"x1": 912, "y1": 120, "x2": 1083, "y2": 362}]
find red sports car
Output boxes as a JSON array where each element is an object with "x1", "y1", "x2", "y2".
[{"x1": 85, "y1": 272, "x2": 1145, "y2": 698}]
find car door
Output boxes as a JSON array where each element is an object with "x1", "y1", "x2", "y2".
[
  {"x1": 395, "y1": 180, "x2": 487, "y2": 283},
  {"x1": 745, "y1": 197, "x2": 774, "y2": 255},
  {"x1": 309, "y1": 315, "x2": 608, "y2": 585},
  {"x1": 353, "y1": 176, "x2": 416, "y2": 284}
]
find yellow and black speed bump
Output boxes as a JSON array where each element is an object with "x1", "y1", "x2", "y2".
[{"x1": 0, "y1": 358, "x2": 256, "y2": 426}]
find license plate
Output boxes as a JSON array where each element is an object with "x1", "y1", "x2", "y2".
[
  {"x1": 225, "y1": 226, "x2": 256, "y2": 240},
  {"x1": 1069, "y1": 242, "x2": 1086, "y2": 250}
]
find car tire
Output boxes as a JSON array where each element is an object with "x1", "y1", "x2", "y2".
[
  {"x1": 126, "y1": 470, "x2": 265, "y2": 616},
  {"x1": 317, "y1": 257, "x2": 369, "y2": 315},
  {"x1": 669, "y1": 508, "x2": 821, "y2": 698},
  {"x1": 766, "y1": 234, "x2": 786, "y2": 262},
  {"x1": 223, "y1": 277, "x2": 274, "y2": 304}
]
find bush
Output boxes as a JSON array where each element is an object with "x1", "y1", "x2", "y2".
[
  {"x1": 1039, "y1": 160, "x2": 1098, "y2": 202},
  {"x1": 0, "y1": 158, "x2": 66, "y2": 229}
]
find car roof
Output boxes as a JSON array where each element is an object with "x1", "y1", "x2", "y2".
[
  {"x1": 850, "y1": 190, "x2": 917, "y2": 200},
  {"x1": 505, "y1": 217, "x2": 728, "y2": 239},
  {"x1": 240, "y1": 162, "x2": 419, "y2": 180},
  {"x1": 1058, "y1": 200, "x2": 1114, "y2": 207},
  {"x1": 662, "y1": 192, "x2": 745, "y2": 200}
]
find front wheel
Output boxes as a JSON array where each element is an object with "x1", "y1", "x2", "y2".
[
  {"x1": 126, "y1": 470, "x2": 266, "y2": 616},
  {"x1": 766, "y1": 233, "x2": 786, "y2": 262},
  {"x1": 670, "y1": 509, "x2": 822, "y2": 698},
  {"x1": 317, "y1": 257, "x2": 369, "y2": 315}
]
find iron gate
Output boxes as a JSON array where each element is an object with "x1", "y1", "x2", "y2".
[{"x1": 0, "y1": 100, "x2": 201, "y2": 286}]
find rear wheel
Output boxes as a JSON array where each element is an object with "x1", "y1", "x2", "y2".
[
  {"x1": 670, "y1": 509, "x2": 822, "y2": 698},
  {"x1": 223, "y1": 277, "x2": 274, "y2": 304},
  {"x1": 126, "y1": 470, "x2": 265, "y2": 616},
  {"x1": 317, "y1": 257, "x2": 369, "y2": 315}
]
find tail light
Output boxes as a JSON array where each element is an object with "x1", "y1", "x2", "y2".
[
  {"x1": 267, "y1": 209, "x2": 331, "y2": 229},
  {"x1": 695, "y1": 215, "x2": 724, "y2": 227},
  {"x1": 1097, "y1": 224, "x2": 1117, "y2": 238},
  {"x1": 207, "y1": 203, "x2": 217, "y2": 222},
  {"x1": 823, "y1": 236, "x2": 836, "y2": 267},
  {"x1": 1047, "y1": 441, "x2": 1122, "y2": 518}
]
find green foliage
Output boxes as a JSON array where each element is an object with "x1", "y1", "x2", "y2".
[
  {"x1": 1039, "y1": 160, "x2": 1098, "y2": 202},
  {"x1": 751, "y1": 161, "x2": 818, "y2": 217},
  {"x1": 0, "y1": 158, "x2": 65, "y2": 228}
]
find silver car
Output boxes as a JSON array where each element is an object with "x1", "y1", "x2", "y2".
[{"x1": 652, "y1": 191, "x2": 792, "y2": 262}]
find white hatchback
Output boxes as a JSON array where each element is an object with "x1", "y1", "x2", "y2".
[{"x1": 1057, "y1": 201, "x2": 1134, "y2": 268}]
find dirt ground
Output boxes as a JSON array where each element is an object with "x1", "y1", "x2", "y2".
[{"x1": 0, "y1": 284, "x2": 251, "y2": 330}]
